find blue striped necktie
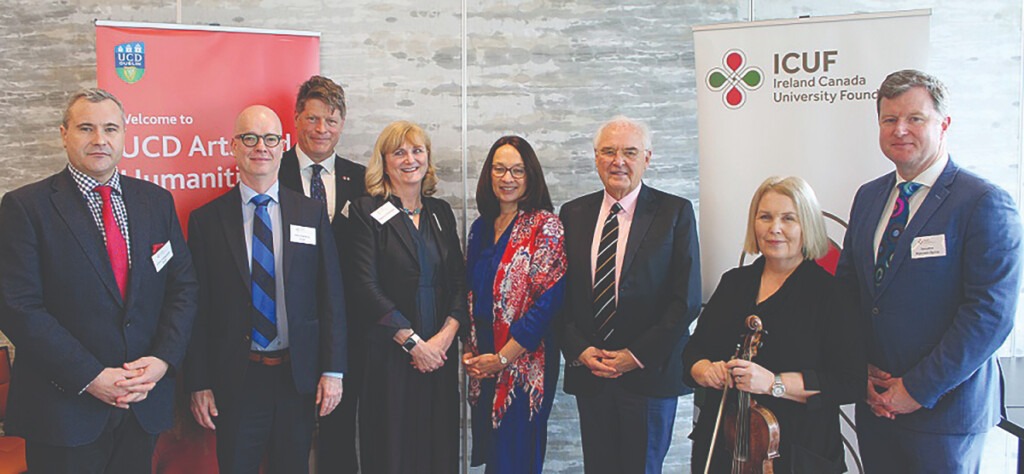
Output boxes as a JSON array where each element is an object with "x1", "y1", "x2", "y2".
[
  {"x1": 594, "y1": 202, "x2": 622, "y2": 341},
  {"x1": 310, "y1": 164, "x2": 327, "y2": 204},
  {"x1": 250, "y1": 194, "x2": 277, "y2": 347},
  {"x1": 874, "y1": 181, "x2": 923, "y2": 286}
]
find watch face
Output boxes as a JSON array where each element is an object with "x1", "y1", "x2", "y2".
[{"x1": 772, "y1": 384, "x2": 785, "y2": 397}]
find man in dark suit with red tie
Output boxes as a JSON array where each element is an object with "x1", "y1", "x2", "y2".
[
  {"x1": 559, "y1": 116, "x2": 702, "y2": 474},
  {"x1": 0, "y1": 88, "x2": 199, "y2": 473},
  {"x1": 277, "y1": 75, "x2": 366, "y2": 473},
  {"x1": 185, "y1": 105, "x2": 347, "y2": 473}
]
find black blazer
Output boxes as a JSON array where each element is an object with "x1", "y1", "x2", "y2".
[
  {"x1": 348, "y1": 195, "x2": 468, "y2": 339},
  {"x1": 184, "y1": 185, "x2": 347, "y2": 402},
  {"x1": 0, "y1": 169, "x2": 198, "y2": 446},
  {"x1": 279, "y1": 148, "x2": 366, "y2": 260},
  {"x1": 559, "y1": 184, "x2": 701, "y2": 397}
]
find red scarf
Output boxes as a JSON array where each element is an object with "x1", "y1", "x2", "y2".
[{"x1": 467, "y1": 210, "x2": 566, "y2": 428}]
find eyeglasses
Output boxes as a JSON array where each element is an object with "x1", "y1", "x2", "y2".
[
  {"x1": 492, "y1": 165, "x2": 526, "y2": 179},
  {"x1": 235, "y1": 133, "x2": 283, "y2": 148},
  {"x1": 597, "y1": 147, "x2": 644, "y2": 160}
]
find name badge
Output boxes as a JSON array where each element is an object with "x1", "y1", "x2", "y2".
[
  {"x1": 290, "y1": 225, "x2": 317, "y2": 245},
  {"x1": 152, "y1": 241, "x2": 173, "y2": 272},
  {"x1": 341, "y1": 200, "x2": 351, "y2": 219},
  {"x1": 371, "y1": 202, "x2": 400, "y2": 224},
  {"x1": 911, "y1": 234, "x2": 946, "y2": 259}
]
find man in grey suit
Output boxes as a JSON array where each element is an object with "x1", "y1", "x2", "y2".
[{"x1": 836, "y1": 69, "x2": 1022, "y2": 473}]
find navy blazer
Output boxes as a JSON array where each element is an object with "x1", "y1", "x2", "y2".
[
  {"x1": 0, "y1": 169, "x2": 198, "y2": 446},
  {"x1": 559, "y1": 184, "x2": 702, "y2": 397},
  {"x1": 184, "y1": 185, "x2": 347, "y2": 402},
  {"x1": 836, "y1": 158, "x2": 1023, "y2": 434}
]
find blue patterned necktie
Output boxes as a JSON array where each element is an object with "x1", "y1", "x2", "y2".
[
  {"x1": 310, "y1": 164, "x2": 327, "y2": 205},
  {"x1": 594, "y1": 202, "x2": 622, "y2": 341},
  {"x1": 250, "y1": 194, "x2": 277, "y2": 347},
  {"x1": 874, "y1": 181, "x2": 923, "y2": 286}
]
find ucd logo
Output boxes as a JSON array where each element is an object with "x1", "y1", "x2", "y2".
[
  {"x1": 705, "y1": 49, "x2": 763, "y2": 109},
  {"x1": 115, "y1": 42, "x2": 145, "y2": 84}
]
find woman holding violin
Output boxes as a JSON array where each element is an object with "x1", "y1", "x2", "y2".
[{"x1": 683, "y1": 176, "x2": 865, "y2": 473}]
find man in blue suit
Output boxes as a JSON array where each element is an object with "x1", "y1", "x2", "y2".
[
  {"x1": 0, "y1": 88, "x2": 198, "y2": 472},
  {"x1": 185, "y1": 105, "x2": 347, "y2": 473},
  {"x1": 836, "y1": 69, "x2": 1022, "y2": 473}
]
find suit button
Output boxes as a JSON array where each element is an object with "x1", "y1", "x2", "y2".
[
  {"x1": 244, "y1": 334, "x2": 251, "y2": 342},
  {"x1": 871, "y1": 307, "x2": 879, "y2": 315},
  {"x1": 124, "y1": 321, "x2": 131, "y2": 328}
]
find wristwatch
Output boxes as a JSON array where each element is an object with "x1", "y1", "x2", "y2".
[
  {"x1": 771, "y1": 373, "x2": 786, "y2": 398},
  {"x1": 401, "y1": 334, "x2": 422, "y2": 353},
  {"x1": 497, "y1": 352, "x2": 509, "y2": 366}
]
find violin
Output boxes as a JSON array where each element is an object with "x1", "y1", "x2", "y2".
[{"x1": 704, "y1": 315, "x2": 781, "y2": 474}]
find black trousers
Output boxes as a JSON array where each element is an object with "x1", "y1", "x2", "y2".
[
  {"x1": 316, "y1": 338, "x2": 363, "y2": 473},
  {"x1": 25, "y1": 409, "x2": 156, "y2": 474},
  {"x1": 215, "y1": 361, "x2": 315, "y2": 474}
]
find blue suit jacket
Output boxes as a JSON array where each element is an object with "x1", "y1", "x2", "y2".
[
  {"x1": 184, "y1": 185, "x2": 347, "y2": 403},
  {"x1": 836, "y1": 158, "x2": 1023, "y2": 434},
  {"x1": 0, "y1": 168, "x2": 198, "y2": 446}
]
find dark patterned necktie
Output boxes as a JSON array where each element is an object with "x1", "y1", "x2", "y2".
[
  {"x1": 874, "y1": 181, "x2": 923, "y2": 286},
  {"x1": 310, "y1": 164, "x2": 327, "y2": 204},
  {"x1": 250, "y1": 194, "x2": 277, "y2": 347},
  {"x1": 594, "y1": 202, "x2": 622, "y2": 341}
]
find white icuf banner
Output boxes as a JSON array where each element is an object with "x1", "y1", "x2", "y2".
[{"x1": 694, "y1": 9, "x2": 931, "y2": 300}]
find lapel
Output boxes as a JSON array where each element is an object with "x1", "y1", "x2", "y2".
[
  {"x1": 384, "y1": 196, "x2": 418, "y2": 264},
  {"x1": 217, "y1": 187, "x2": 252, "y2": 294},
  {"x1": 621, "y1": 184, "x2": 657, "y2": 279},
  {"x1": 861, "y1": 173, "x2": 896, "y2": 297},
  {"x1": 49, "y1": 170, "x2": 124, "y2": 306},
  {"x1": 333, "y1": 155, "x2": 356, "y2": 215},
  {"x1": 575, "y1": 192, "x2": 603, "y2": 300},
  {"x1": 279, "y1": 187, "x2": 299, "y2": 290},
  {"x1": 423, "y1": 198, "x2": 449, "y2": 265},
  {"x1": 875, "y1": 160, "x2": 957, "y2": 297},
  {"x1": 121, "y1": 178, "x2": 153, "y2": 307}
]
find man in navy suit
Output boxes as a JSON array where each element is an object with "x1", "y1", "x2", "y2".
[
  {"x1": 836, "y1": 70, "x2": 1022, "y2": 473},
  {"x1": 277, "y1": 75, "x2": 366, "y2": 474},
  {"x1": 0, "y1": 88, "x2": 198, "y2": 473},
  {"x1": 185, "y1": 105, "x2": 347, "y2": 473},
  {"x1": 560, "y1": 116, "x2": 701, "y2": 473}
]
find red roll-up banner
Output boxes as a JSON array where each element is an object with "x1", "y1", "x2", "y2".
[{"x1": 96, "y1": 21, "x2": 320, "y2": 230}]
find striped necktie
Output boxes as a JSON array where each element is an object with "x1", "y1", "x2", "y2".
[
  {"x1": 874, "y1": 181, "x2": 923, "y2": 286},
  {"x1": 594, "y1": 202, "x2": 622, "y2": 341},
  {"x1": 250, "y1": 194, "x2": 277, "y2": 347},
  {"x1": 310, "y1": 164, "x2": 327, "y2": 204}
]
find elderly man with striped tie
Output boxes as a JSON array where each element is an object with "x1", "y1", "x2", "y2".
[
  {"x1": 185, "y1": 105, "x2": 347, "y2": 473},
  {"x1": 559, "y1": 115, "x2": 702, "y2": 474}
]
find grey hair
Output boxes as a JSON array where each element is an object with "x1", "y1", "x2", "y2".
[{"x1": 593, "y1": 115, "x2": 652, "y2": 150}]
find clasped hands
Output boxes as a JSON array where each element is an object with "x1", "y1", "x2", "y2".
[
  {"x1": 462, "y1": 352, "x2": 505, "y2": 379},
  {"x1": 691, "y1": 359, "x2": 774, "y2": 395},
  {"x1": 866, "y1": 364, "x2": 921, "y2": 419},
  {"x1": 86, "y1": 356, "x2": 168, "y2": 409},
  {"x1": 577, "y1": 347, "x2": 640, "y2": 378}
]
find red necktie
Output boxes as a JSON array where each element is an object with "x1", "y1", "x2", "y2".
[{"x1": 95, "y1": 185, "x2": 128, "y2": 298}]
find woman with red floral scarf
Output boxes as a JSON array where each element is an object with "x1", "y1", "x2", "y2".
[{"x1": 463, "y1": 136, "x2": 566, "y2": 474}]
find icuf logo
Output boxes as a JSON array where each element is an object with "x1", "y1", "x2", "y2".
[
  {"x1": 705, "y1": 49, "x2": 763, "y2": 109},
  {"x1": 115, "y1": 42, "x2": 145, "y2": 84}
]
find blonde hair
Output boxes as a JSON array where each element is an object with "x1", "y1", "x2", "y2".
[
  {"x1": 743, "y1": 176, "x2": 829, "y2": 260},
  {"x1": 365, "y1": 121, "x2": 438, "y2": 198}
]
